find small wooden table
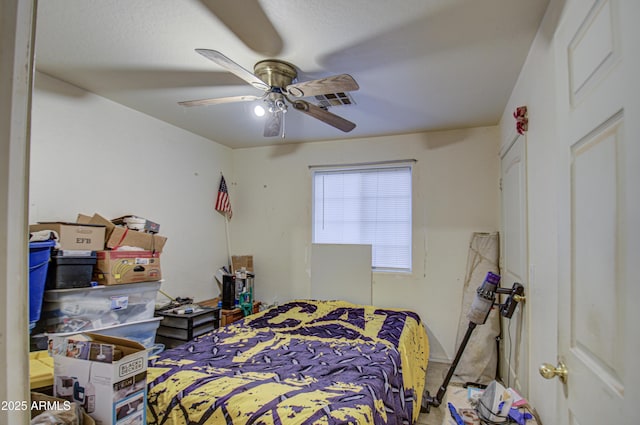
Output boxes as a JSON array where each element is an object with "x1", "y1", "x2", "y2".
[
  {"x1": 220, "y1": 302, "x2": 261, "y2": 326},
  {"x1": 198, "y1": 298, "x2": 261, "y2": 326}
]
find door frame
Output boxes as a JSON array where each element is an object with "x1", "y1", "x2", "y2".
[
  {"x1": 499, "y1": 132, "x2": 529, "y2": 395},
  {"x1": 0, "y1": 0, "x2": 36, "y2": 423}
]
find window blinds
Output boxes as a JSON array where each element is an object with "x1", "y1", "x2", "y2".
[{"x1": 312, "y1": 165, "x2": 412, "y2": 271}]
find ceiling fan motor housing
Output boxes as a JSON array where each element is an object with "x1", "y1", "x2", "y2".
[{"x1": 254, "y1": 60, "x2": 297, "y2": 89}]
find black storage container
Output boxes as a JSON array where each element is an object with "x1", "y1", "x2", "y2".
[
  {"x1": 156, "y1": 307, "x2": 219, "y2": 344},
  {"x1": 46, "y1": 250, "x2": 97, "y2": 289}
]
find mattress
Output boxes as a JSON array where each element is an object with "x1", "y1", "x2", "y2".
[{"x1": 146, "y1": 299, "x2": 429, "y2": 424}]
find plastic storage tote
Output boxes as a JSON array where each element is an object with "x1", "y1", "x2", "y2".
[
  {"x1": 88, "y1": 317, "x2": 163, "y2": 348},
  {"x1": 47, "y1": 317, "x2": 163, "y2": 349},
  {"x1": 39, "y1": 280, "x2": 161, "y2": 333},
  {"x1": 29, "y1": 240, "x2": 56, "y2": 331}
]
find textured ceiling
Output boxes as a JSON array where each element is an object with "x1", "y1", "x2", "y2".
[{"x1": 34, "y1": 0, "x2": 549, "y2": 148}]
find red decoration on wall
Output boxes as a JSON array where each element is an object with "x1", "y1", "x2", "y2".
[{"x1": 513, "y1": 106, "x2": 528, "y2": 135}]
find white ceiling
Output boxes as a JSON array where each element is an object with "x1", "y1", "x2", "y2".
[{"x1": 34, "y1": 0, "x2": 549, "y2": 149}]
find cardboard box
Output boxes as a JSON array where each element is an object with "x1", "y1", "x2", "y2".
[
  {"x1": 231, "y1": 255, "x2": 254, "y2": 273},
  {"x1": 30, "y1": 222, "x2": 106, "y2": 251},
  {"x1": 50, "y1": 333, "x2": 148, "y2": 425},
  {"x1": 78, "y1": 213, "x2": 166, "y2": 253},
  {"x1": 94, "y1": 250, "x2": 161, "y2": 285},
  {"x1": 106, "y1": 227, "x2": 166, "y2": 252}
]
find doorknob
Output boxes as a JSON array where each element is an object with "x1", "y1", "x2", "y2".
[{"x1": 539, "y1": 361, "x2": 568, "y2": 383}]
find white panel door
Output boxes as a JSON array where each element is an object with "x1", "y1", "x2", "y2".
[
  {"x1": 500, "y1": 135, "x2": 528, "y2": 395},
  {"x1": 553, "y1": 0, "x2": 640, "y2": 423}
]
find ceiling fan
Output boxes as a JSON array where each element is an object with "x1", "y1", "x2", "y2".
[{"x1": 178, "y1": 49, "x2": 360, "y2": 138}]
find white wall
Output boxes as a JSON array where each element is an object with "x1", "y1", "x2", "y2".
[
  {"x1": 30, "y1": 72, "x2": 233, "y2": 301},
  {"x1": 230, "y1": 129, "x2": 500, "y2": 361},
  {"x1": 497, "y1": 2, "x2": 562, "y2": 423}
]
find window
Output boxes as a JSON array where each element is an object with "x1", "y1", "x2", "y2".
[{"x1": 312, "y1": 164, "x2": 412, "y2": 272}]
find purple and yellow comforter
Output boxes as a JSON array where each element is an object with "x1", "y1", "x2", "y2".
[{"x1": 146, "y1": 299, "x2": 429, "y2": 424}]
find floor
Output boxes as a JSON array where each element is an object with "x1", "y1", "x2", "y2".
[{"x1": 416, "y1": 361, "x2": 449, "y2": 425}]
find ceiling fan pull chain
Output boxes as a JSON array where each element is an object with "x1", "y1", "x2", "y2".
[{"x1": 281, "y1": 112, "x2": 286, "y2": 139}]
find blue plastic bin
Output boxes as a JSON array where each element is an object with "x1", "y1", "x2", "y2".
[{"x1": 29, "y1": 240, "x2": 56, "y2": 330}]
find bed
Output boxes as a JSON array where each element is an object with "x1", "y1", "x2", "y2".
[{"x1": 146, "y1": 299, "x2": 429, "y2": 424}]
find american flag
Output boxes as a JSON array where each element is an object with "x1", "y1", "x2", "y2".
[{"x1": 215, "y1": 175, "x2": 232, "y2": 219}]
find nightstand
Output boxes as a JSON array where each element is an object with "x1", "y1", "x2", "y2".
[{"x1": 220, "y1": 302, "x2": 261, "y2": 326}]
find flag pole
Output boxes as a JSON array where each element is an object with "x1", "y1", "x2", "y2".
[
  {"x1": 225, "y1": 214, "x2": 233, "y2": 270},
  {"x1": 216, "y1": 173, "x2": 233, "y2": 270}
]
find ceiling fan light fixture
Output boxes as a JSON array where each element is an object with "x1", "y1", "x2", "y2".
[{"x1": 254, "y1": 104, "x2": 266, "y2": 117}]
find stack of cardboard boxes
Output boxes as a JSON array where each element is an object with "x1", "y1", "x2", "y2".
[
  {"x1": 29, "y1": 213, "x2": 167, "y2": 287},
  {"x1": 77, "y1": 213, "x2": 166, "y2": 286},
  {"x1": 28, "y1": 213, "x2": 167, "y2": 424}
]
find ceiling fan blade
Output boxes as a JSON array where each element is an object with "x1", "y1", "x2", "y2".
[
  {"x1": 200, "y1": 1, "x2": 283, "y2": 56},
  {"x1": 292, "y1": 101, "x2": 356, "y2": 133},
  {"x1": 286, "y1": 74, "x2": 359, "y2": 98},
  {"x1": 195, "y1": 49, "x2": 270, "y2": 91},
  {"x1": 263, "y1": 111, "x2": 282, "y2": 137},
  {"x1": 178, "y1": 95, "x2": 263, "y2": 107}
]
